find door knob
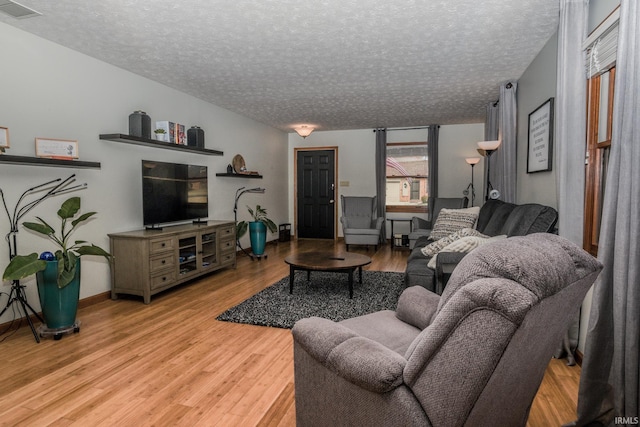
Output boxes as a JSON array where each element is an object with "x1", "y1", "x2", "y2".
[{"x1": 329, "y1": 199, "x2": 335, "y2": 204}]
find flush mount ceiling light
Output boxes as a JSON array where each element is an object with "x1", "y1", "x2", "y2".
[
  {"x1": 0, "y1": 0, "x2": 41, "y2": 19},
  {"x1": 294, "y1": 125, "x2": 314, "y2": 138}
]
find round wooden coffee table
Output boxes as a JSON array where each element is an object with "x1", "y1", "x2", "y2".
[{"x1": 284, "y1": 251, "x2": 372, "y2": 299}]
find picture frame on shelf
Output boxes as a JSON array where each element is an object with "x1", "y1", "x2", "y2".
[
  {"x1": 0, "y1": 127, "x2": 9, "y2": 149},
  {"x1": 35, "y1": 138, "x2": 79, "y2": 160},
  {"x1": 527, "y1": 98, "x2": 554, "y2": 173}
]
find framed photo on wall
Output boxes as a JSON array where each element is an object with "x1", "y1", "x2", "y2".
[
  {"x1": 35, "y1": 138, "x2": 79, "y2": 159},
  {"x1": 0, "y1": 127, "x2": 9, "y2": 149},
  {"x1": 527, "y1": 98, "x2": 554, "y2": 173}
]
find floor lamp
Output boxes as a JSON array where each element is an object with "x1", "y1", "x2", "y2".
[
  {"x1": 463, "y1": 157, "x2": 481, "y2": 206},
  {"x1": 477, "y1": 140, "x2": 502, "y2": 201},
  {"x1": 234, "y1": 186, "x2": 265, "y2": 260}
]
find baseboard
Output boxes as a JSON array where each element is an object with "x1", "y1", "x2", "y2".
[
  {"x1": 235, "y1": 239, "x2": 282, "y2": 255},
  {"x1": 0, "y1": 291, "x2": 111, "y2": 333},
  {"x1": 78, "y1": 291, "x2": 111, "y2": 309}
]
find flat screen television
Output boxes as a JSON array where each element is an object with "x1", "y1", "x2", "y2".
[{"x1": 142, "y1": 160, "x2": 208, "y2": 228}]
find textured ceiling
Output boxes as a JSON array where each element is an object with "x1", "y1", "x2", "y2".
[{"x1": 0, "y1": 0, "x2": 560, "y2": 133}]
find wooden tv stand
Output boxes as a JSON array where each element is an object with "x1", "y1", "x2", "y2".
[{"x1": 108, "y1": 221, "x2": 236, "y2": 304}]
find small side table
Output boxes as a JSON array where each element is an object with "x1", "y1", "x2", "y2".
[{"x1": 386, "y1": 218, "x2": 413, "y2": 250}]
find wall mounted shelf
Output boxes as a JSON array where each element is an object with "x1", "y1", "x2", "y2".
[
  {"x1": 0, "y1": 154, "x2": 101, "y2": 169},
  {"x1": 215, "y1": 173, "x2": 263, "y2": 179},
  {"x1": 99, "y1": 133, "x2": 224, "y2": 156}
]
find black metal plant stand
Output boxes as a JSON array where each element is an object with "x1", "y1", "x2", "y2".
[
  {"x1": 234, "y1": 186, "x2": 266, "y2": 261},
  {"x1": 0, "y1": 279, "x2": 44, "y2": 342},
  {"x1": 0, "y1": 175, "x2": 86, "y2": 342}
]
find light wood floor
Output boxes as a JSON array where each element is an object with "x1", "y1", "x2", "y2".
[{"x1": 0, "y1": 239, "x2": 581, "y2": 426}]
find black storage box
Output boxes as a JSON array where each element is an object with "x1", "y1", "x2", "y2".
[{"x1": 279, "y1": 223, "x2": 291, "y2": 242}]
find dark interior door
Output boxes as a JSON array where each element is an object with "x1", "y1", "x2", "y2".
[{"x1": 296, "y1": 150, "x2": 335, "y2": 239}]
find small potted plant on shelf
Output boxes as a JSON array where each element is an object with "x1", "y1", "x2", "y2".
[
  {"x1": 236, "y1": 205, "x2": 277, "y2": 256},
  {"x1": 153, "y1": 128, "x2": 167, "y2": 142},
  {"x1": 2, "y1": 197, "x2": 111, "y2": 331}
]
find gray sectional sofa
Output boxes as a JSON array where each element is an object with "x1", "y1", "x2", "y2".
[{"x1": 404, "y1": 199, "x2": 558, "y2": 293}]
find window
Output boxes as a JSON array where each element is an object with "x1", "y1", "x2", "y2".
[
  {"x1": 584, "y1": 67, "x2": 614, "y2": 256},
  {"x1": 410, "y1": 180, "x2": 421, "y2": 200},
  {"x1": 583, "y1": 8, "x2": 618, "y2": 256},
  {"x1": 385, "y1": 142, "x2": 428, "y2": 213}
]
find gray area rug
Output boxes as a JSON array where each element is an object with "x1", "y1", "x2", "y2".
[{"x1": 216, "y1": 270, "x2": 405, "y2": 329}]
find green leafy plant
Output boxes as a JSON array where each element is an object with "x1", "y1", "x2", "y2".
[
  {"x1": 153, "y1": 128, "x2": 166, "y2": 134},
  {"x1": 236, "y1": 205, "x2": 277, "y2": 238},
  {"x1": 2, "y1": 197, "x2": 111, "y2": 288}
]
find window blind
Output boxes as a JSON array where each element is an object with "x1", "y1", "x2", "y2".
[{"x1": 584, "y1": 8, "x2": 619, "y2": 78}]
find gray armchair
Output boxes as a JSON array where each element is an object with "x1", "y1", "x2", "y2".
[
  {"x1": 340, "y1": 195, "x2": 383, "y2": 251},
  {"x1": 292, "y1": 233, "x2": 602, "y2": 426},
  {"x1": 408, "y1": 197, "x2": 468, "y2": 248}
]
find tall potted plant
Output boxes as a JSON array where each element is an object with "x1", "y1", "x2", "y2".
[
  {"x1": 236, "y1": 205, "x2": 277, "y2": 256},
  {"x1": 2, "y1": 197, "x2": 111, "y2": 330}
]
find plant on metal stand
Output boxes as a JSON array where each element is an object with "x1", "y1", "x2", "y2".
[
  {"x1": 3, "y1": 196, "x2": 111, "y2": 337},
  {"x1": 236, "y1": 205, "x2": 277, "y2": 258}
]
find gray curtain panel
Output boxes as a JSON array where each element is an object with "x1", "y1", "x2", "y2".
[
  {"x1": 481, "y1": 85, "x2": 517, "y2": 204},
  {"x1": 484, "y1": 101, "x2": 499, "y2": 201},
  {"x1": 427, "y1": 125, "x2": 439, "y2": 199},
  {"x1": 573, "y1": 0, "x2": 640, "y2": 424},
  {"x1": 493, "y1": 81, "x2": 518, "y2": 203},
  {"x1": 374, "y1": 128, "x2": 387, "y2": 244},
  {"x1": 484, "y1": 102, "x2": 499, "y2": 142},
  {"x1": 553, "y1": 0, "x2": 588, "y2": 366},
  {"x1": 556, "y1": 0, "x2": 587, "y2": 246}
]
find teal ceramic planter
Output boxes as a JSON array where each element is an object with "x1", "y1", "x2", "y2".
[
  {"x1": 36, "y1": 260, "x2": 81, "y2": 329},
  {"x1": 249, "y1": 221, "x2": 267, "y2": 255}
]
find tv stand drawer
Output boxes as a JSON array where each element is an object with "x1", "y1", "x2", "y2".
[
  {"x1": 150, "y1": 238, "x2": 174, "y2": 254},
  {"x1": 151, "y1": 271, "x2": 177, "y2": 290},
  {"x1": 150, "y1": 254, "x2": 175, "y2": 273}
]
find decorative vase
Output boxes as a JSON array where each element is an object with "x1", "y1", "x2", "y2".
[
  {"x1": 36, "y1": 260, "x2": 81, "y2": 329},
  {"x1": 129, "y1": 110, "x2": 151, "y2": 139},
  {"x1": 249, "y1": 221, "x2": 267, "y2": 256},
  {"x1": 187, "y1": 126, "x2": 205, "y2": 148}
]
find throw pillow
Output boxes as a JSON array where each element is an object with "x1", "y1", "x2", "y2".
[
  {"x1": 429, "y1": 207, "x2": 481, "y2": 241},
  {"x1": 427, "y1": 235, "x2": 507, "y2": 269},
  {"x1": 421, "y1": 227, "x2": 487, "y2": 258}
]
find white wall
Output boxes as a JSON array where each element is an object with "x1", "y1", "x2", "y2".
[
  {"x1": 438, "y1": 124, "x2": 485, "y2": 206},
  {"x1": 517, "y1": 31, "x2": 558, "y2": 208},
  {"x1": 0, "y1": 22, "x2": 288, "y2": 322},
  {"x1": 287, "y1": 124, "x2": 484, "y2": 239},
  {"x1": 588, "y1": 0, "x2": 620, "y2": 33}
]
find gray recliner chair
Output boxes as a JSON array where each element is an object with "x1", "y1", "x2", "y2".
[
  {"x1": 408, "y1": 197, "x2": 468, "y2": 248},
  {"x1": 340, "y1": 195, "x2": 383, "y2": 251},
  {"x1": 292, "y1": 233, "x2": 602, "y2": 426}
]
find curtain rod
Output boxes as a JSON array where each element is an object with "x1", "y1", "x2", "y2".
[{"x1": 373, "y1": 125, "x2": 434, "y2": 132}]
